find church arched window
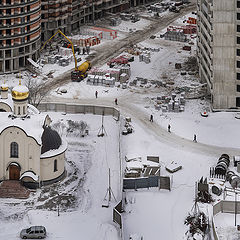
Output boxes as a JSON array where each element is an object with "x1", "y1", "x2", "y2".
[
  {"x1": 10, "y1": 142, "x2": 18, "y2": 158},
  {"x1": 18, "y1": 106, "x2": 20, "y2": 115},
  {"x1": 54, "y1": 159, "x2": 58, "y2": 172}
]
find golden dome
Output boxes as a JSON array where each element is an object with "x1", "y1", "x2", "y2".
[
  {"x1": 12, "y1": 81, "x2": 29, "y2": 100},
  {"x1": 1, "y1": 83, "x2": 8, "y2": 91}
]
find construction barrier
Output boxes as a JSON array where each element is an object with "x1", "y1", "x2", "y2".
[{"x1": 37, "y1": 103, "x2": 120, "y2": 121}]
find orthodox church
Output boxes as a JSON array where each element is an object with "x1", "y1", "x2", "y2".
[{"x1": 0, "y1": 81, "x2": 67, "y2": 188}]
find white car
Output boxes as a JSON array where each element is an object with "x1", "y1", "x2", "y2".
[{"x1": 20, "y1": 226, "x2": 46, "y2": 239}]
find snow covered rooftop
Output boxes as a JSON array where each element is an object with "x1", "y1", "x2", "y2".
[
  {"x1": 0, "y1": 112, "x2": 47, "y2": 144},
  {"x1": 0, "y1": 94, "x2": 13, "y2": 109},
  {"x1": 40, "y1": 139, "x2": 67, "y2": 158},
  {"x1": 20, "y1": 171, "x2": 39, "y2": 181},
  {"x1": 12, "y1": 85, "x2": 29, "y2": 93}
]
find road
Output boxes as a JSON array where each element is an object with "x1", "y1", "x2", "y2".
[{"x1": 45, "y1": 93, "x2": 240, "y2": 157}]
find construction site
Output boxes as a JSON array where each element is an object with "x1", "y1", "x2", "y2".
[{"x1": 0, "y1": 0, "x2": 199, "y2": 107}]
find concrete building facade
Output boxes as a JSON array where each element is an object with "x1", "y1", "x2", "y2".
[
  {"x1": 197, "y1": 0, "x2": 240, "y2": 109},
  {"x1": 41, "y1": 0, "x2": 130, "y2": 41},
  {"x1": 0, "y1": 0, "x2": 41, "y2": 74},
  {"x1": 0, "y1": 0, "x2": 154, "y2": 73}
]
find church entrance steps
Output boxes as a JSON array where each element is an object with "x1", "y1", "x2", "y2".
[{"x1": 0, "y1": 180, "x2": 30, "y2": 199}]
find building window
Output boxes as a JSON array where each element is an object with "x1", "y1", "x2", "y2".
[
  {"x1": 238, "y1": 25, "x2": 240, "y2": 32},
  {"x1": 237, "y1": 37, "x2": 240, "y2": 44},
  {"x1": 10, "y1": 142, "x2": 18, "y2": 158},
  {"x1": 54, "y1": 159, "x2": 58, "y2": 172},
  {"x1": 237, "y1": 73, "x2": 240, "y2": 80},
  {"x1": 237, "y1": 49, "x2": 240, "y2": 56},
  {"x1": 18, "y1": 106, "x2": 20, "y2": 115},
  {"x1": 237, "y1": 85, "x2": 240, "y2": 92},
  {"x1": 23, "y1": 106, "x2": 25, "y2": 115},
  {"x1": 238, "y1": 1, "x2": 240, "y2": 8},
  {"x1": 238, "y1": 13, "x2": 240, "y2": 20},
  {"x1": 237, "y1": 97, "x2": 240, "y2": 107}
]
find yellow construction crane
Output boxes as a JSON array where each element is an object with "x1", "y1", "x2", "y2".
[{"x1": 41, "y1": 30, "x2": 91, "y2": 82}]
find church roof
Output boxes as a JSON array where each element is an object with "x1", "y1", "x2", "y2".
[
  {"x1": 41, "y1": 127, "x2": 62, "y2": 154},
  {"x1": 0, "y1": 112, "x2": 47, "y2": 145},
  {"x1": 12, "y1": 85, "x2": 29, "y2": 100},
  {"x1": 0, "y1": 94, "x2": 13, "y2": 110}
]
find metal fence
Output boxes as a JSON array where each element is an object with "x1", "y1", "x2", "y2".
[
  {"x1": 123, "y1": 175, "x2": 171, "y2": 190},
  {"x1": 212, "y1": 200, "x2": 240, "y2": 240},
  {"x1": 113, "y1": 200, "x2": 123, "y2": 229},
  {"x1": 38, "y1": 102, "x2": 120, "y2": 120}
]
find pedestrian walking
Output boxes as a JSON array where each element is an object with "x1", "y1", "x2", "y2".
[
  {"x1": 150, "y1": 114, "x2": 153, "y2": 122},
  {"x1": 115, "y1": 98, "x2": 118, "y2": 105},
  {"x1": 168, "y1": 124, "x2": 171, "y2": 133},
  {"x1": 95, "y1": 90, "x2": 98, "y2": 98},
  {"x1": 193, "y1": 134, "x2": 197, "y2": 142}
]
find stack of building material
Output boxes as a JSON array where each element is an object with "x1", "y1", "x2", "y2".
[
  {"x1": 183, "y1": 25, "x2": 197, "y2": 34},
  {"x1": 87, "y1": 74, "x2": 115, "y2": 87},
  {"x1": 108, "y1": 55, "x2": 129, "y2": 66},
  {"x1": 58, "y1": 57, "x2": 70, "y2": 67},
  {"x1": 88, "y1": 67, "x2": 121, "y2": 81},
  {"x1": 59, "y1": 47, "x2": 73, "y2": 56},
  {"x1": 164, "y1": 30, "x2": 187, "y2": 42},
  {"x1": 139, "y1": 51, "x2": 151, "y2": 64},
  {"x1": 118, "y1": 65, "x2": 131, "y2": 76},
  {"x1": 90, "y1": 27, "x2": 117, "y2": 40},
  {"x1": 69, "y1": 35, "x2": 101, "y2": 47},
  {"x1": 48, "y1": 56, "x2": 57, "y2": 64},
  {"x1": 156, "y1": 93, "x2": 186, "y2": 112},
  {"x1": 187, "y1": 17, "x2": 197, "y2": 24},
  {"x1": 150, "y1": 3, "x2": 165, "y2": 13},
  {"x1": 120, "y1": 73, "x2": 129, "y2": 83}
]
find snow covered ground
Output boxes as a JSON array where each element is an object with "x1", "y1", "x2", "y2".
[
  {"x1": 0, "y1": 8, "x2": 237, "y2": 240},
  {"x1": 0, "y1": 113, "x2": 121, "y2": 240}
]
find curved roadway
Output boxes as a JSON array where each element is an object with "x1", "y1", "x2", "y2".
[{"x1": 45, "y1": 94, "x2": 240, "y2": 157}]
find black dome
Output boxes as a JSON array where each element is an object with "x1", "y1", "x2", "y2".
[{"x1": 41, "y1": 127, "x2": 62, "y2": 154}]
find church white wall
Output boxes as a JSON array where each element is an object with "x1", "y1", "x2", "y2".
[
  {"x1": 0, "y1": 127, "x2": 41, "y2": 180},
  {"x1": 0, "y1": 102, "x2": 11, "y2": 112},
  {"x1": 40, "y1": 152, "x2": 65, "y2": 181}
]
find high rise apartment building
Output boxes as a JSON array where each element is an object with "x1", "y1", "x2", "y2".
[
  {"x1": 197, "y1": 0, "x2": 240, "y2": 109},
  {"x1": 41, "y1": 0, "x2": 130, "y2": 41},
  {"x1": 0, "y1": 0, "x2": 144, "y2": 74},
  {"x1": 0, "y1": 0, "x2": 41, "y2": 73}
]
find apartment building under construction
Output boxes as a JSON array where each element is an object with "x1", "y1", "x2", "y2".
[
  {"x1": 0, "y1": 0, "x2": 153, "y2": 74},
  {"x1": 197, "y1": 0, "x2": 240, "y2": 110},
  {"x1": 0, "y1": 0, "x2": 41, "y2": 74}
]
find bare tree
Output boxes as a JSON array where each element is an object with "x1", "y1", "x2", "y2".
[
  {"x1": 67, "y1": 120, "x2": 88, "y2": 137},
  {"x1": 26, "y1": 74, "x2": 50, "y2": 107}
]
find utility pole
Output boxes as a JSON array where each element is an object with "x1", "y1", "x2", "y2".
[{"x1": 235, "y1": 191, "x2": 237, "y2": 226}]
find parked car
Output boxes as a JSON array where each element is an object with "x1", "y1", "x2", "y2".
[{"x1": 20, "y1": 226, "x2": 46, "y2": 239}]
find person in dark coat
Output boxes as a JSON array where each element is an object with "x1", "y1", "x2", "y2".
[
  {"x1": 193, "y1": 134, "x2": 197, "y2": 142},
  {"x1": 95, "y1": 90, "x2": 98, "y2": 98},
  {"x1": 150, "y1": 114, "x2": 153, "y2": 122},
  {"x1": 115, "y1": 98, "x2": 118, "y2": 105},
  {"x1": 168, "y1": 124, "x2": 171, "y2": 132}
]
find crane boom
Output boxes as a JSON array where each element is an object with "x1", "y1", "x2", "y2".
[{"x1": 41, "y1": 30, "x2": 78, "y2": 70}]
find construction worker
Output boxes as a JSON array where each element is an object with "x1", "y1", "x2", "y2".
[
  {"x1": 168, "y1": 124, "x2": 171, "y2": 133},
  {"x1": 95, "y1": 90, "x2": 98, "y2": 98},
  {"x1": 115, "y1": 98, "x2": 118, "y2": 105},
  {"x1": 150, "y1": 114, "x2": 153, "y2": 122}
]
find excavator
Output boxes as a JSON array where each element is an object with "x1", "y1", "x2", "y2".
[{"x1": 41, "y1": 30, "x2": 91, "y2": 82}]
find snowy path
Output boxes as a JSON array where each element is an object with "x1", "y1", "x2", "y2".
[{"x1": 44, "y1": 94, "x2": 240, "y2": 157}]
